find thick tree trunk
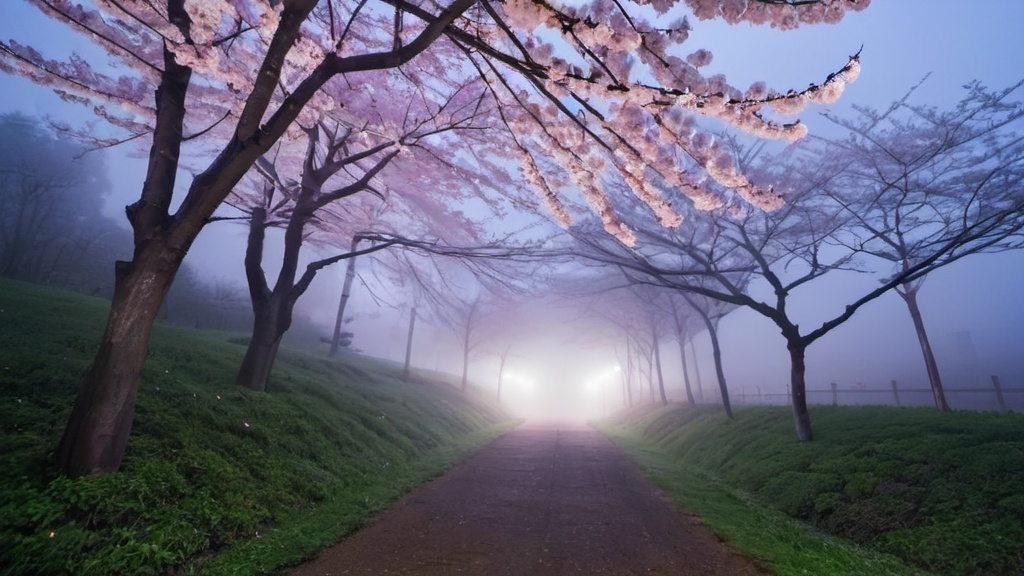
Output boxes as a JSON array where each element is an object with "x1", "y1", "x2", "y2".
[
  {"x1": 787, "y1": 339, "x2": 813, "y2": 442},
  {"x1": 238, "y1": 201, "x2": 306, "y2": 392},
  {"x1": 55, "y1": 246, "x2": 181, "y2": 476},
  {"x1": 899, "y1": 287, "x2": 950, "y2": 411},
  {"x1": 236, "y1": 303, "x2": 284, "y2": 392},
  {"x1": 54, "y1": 39, "x2": 194, "y2": 476}
]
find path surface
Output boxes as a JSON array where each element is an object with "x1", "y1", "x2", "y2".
[{"x1": 291, "y1": 421, "x2": 766, "y2": 575}]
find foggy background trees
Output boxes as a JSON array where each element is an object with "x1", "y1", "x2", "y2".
[
  {"x1": 0, "y1": 113, "x2": 120, "y2": 291},
  {"x1": 0, "y1": 114, "x2": 255, "y2": 331}
]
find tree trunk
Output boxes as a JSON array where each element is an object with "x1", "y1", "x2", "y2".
[
  {"x1": 329, "y1": 238, "x2": 360, "y2": 357},
  {"x1": 676, "y1": 336, "x2": 696, "y2": 405},
  {"x1": 403, "y1": 307, "x2": 416, "y2": 383},
  {"x1": 706, "y1": 321, "x2": 732, "y2": 418},
  {"x1": 496, "y1": 351, "x2": 507, "y2": 403},
  {"x1": 646, "y1": 346, "x2": 655, "y2": 403},
  {"x1": 237, "y1": 202, "x2": 305, "y2": 392},
  {"x1": 898, "y1": 286, "x2": 950, "y2": 411},
  {"x1": 787, "y1": 339, "x2": 813, "y2": 442},
  {"x1": 236, "y1": 302, "x2": 284, "y2": 391},
  {"x1": 689, "y1": 340, "x2": 704, "y2": 402},
  {"x1": 55, "y1": 246, "x2": 181, "y2": 476},
  {"x1": 624, "y1": 337, "x2": 634, "y2": 407},
  {"x1": 460, "y1": 347, "x2": 470, "y2": 393},
  {"x1": 652, "y1": 327, "x2": 668, "y2": 405},
  {"x1": 691, "y1": 303, "x2": 732, "y2": 419}
]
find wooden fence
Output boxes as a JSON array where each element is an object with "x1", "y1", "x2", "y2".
[{"x1": 729, "y1": 375, "x2": 1023, "y2": 413}]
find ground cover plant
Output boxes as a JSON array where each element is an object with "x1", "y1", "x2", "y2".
[
  {"x1": 602, "y1": 404, "x2": 1024, "y2": 576},
  {"x1": 0, "y1": 278, "x2": 515, "y2": 575}
]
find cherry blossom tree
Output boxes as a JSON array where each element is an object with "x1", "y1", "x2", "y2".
[
  {"x1": 562, "y1": 170, "x2": 853, "y2": 440},
  {"x1": 0, "y1": 0, "x2": 869, "y2": 474},
  {"x1": 566, "y1": 109, "x2": 1023, "y2": 441},
  {"x1": 223, "y1": 73, "x2": 493, "y2": 391},
  {"x1": 813, "y1": 81, "x2": 1024, "y2": 411}
]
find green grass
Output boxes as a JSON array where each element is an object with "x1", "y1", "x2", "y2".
[
  {"x1": 600, "y1": 403, "x2": 1024, "y2": 576},
  {"x1": 0, "y1": 278, "x2": 516, "y2": 575}
]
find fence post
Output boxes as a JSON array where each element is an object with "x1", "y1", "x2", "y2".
[
  {"x1": 891, "y1": 380, "x2": 901, "y2": 407},
  {"x1": 991, "y1": 375, "x2": 1007, "y2": 414},
  {"x1": 831, "y1": 382, "x2": 838, "y2": 406},
  {"x1": 758, "y1": 386, "x2": 763, "y2": 405}
]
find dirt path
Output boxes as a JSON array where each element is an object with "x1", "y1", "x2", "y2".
[{"x1": 290, "y1": 421, "x2": 766, "y2": 575}]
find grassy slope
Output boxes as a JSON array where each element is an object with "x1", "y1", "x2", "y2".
[
  {"x1": 0, "y1": 278, "x2": 516, "y2": 575},
  {"x1": 602, "y1": 404, "x2": 1024, "y2": 576}
]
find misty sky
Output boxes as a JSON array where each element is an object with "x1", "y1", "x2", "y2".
[{"x1": 2, "y1": 1, "x2": 1023, "y2": 417}]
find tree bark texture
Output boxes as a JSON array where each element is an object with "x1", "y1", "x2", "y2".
[
  {"x1": 54, "y1": 41, "x2": 193, "y2": 476},
  {"x1": 787, "y1": 341, "x2": 813, "y2": 442},
  {"x1": 237, "y1": 203, "x2": 306, "y2": 392},
  {"x1": 236, "y1": 303, "x2": 285, "y2": 391},
  {"x1": 899, "y1": 287, "x2": 950, "y2": 411},
  {"x1": 55, "y1": 244, "x2": 181, "y2": 476}
]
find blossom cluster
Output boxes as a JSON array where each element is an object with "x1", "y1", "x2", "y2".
[
  {"x1": 2, "y1": 0, "x2": 869, "y2": 249},
  {"x1": 486, "y1": 0, "x2": 863, "y2": 240}
]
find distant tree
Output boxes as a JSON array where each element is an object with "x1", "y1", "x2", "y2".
[
  {"x1": 567, "y1": 97, "x2": 1024, "y2": 441},
  {"x1": 680, "y1": 290, "x2": 740, "y2": 416},
  {"x1": 814, "y1": 81, "x2": 1024, "y2": 411},
  {"x1": 1, "y1": 0, "x2": 869, "y2": 474},
  {"x1": 409, "y1": 256, "x2": 536, "y2": 393},
  {"x1": 666, "y1": 295, "x2": 701, "y2": 405},
  {"x1": 0, "y1": 114, "x2": 113, "y2": 285},
  {"x1": 205, "y1": 277, "x2": 248, "y2": 330},
  {"x1": 569, "y1": 277, "x2": 661, "y2": 405},
  {"x1": 564, "y1": 173, "x2": 852, "y2": 440},
  {"x1": 631, "y1": 286, "x2": 671, "y2": 405},
  {"x1": 224, "y1": 77, "x2": 490, "y2": 392},
  {"x1": 327, "y1": 236, "x2": 364, "y2": 358}
]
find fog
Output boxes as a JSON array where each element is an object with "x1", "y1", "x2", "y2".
[{"x1": 2, "y1": 1, "x2": 1023, "y2": 420}]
